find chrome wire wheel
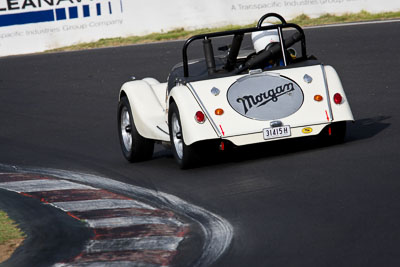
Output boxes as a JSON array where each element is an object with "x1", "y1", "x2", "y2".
[
  {"x1": 118, "y1": 96, "x2": 154, "y2": 162},
  {"x1": 120, "y1": 106, "x2": 132, "y2": 152},
  {"x1": 171, "y1": 113, "x2": 183, "y2": 159},
  {"x1": 168, "y1": 102, "x2": 197, "y2": 168}
]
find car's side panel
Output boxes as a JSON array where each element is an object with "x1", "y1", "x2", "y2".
[
  {"x1": 142, "y1": 77, "x2": 167, "y2": 107},
  {"x1": 323, "y1": 65, "x2": 354, "y2": 122},
  {"x1": 120, "y1": 80, "x2": 169, "y2": 142},
  {"x1": 168, "y1": 85, "x2": 218, "y2": 146}
]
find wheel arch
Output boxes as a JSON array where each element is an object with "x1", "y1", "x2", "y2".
[
  {"x1": 119, "y1": 89, "x2": 127, "y2": 101},
  {"x1": 324, "y1": 65, "x2": 354, "y2": 122},
  {"x1": 119, "y1": 80, "x2": 167, "y2": 141},
  {"x1": 168, "y1": 85, "x2": 218, "y2": 145}
]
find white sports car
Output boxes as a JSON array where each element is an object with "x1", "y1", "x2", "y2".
[{"x1": 118, "y1": 13, "x2": 354, "y2": 168}]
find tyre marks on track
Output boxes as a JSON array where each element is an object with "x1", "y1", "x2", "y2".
[
  {"x1": 0, "y1": 166, "x2": 233, "y2": 267},
  {"x1": 0, "y1": 173, "x2": 188, "y2": 267}
]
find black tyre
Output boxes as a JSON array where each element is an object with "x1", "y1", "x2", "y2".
[
  {"x1": 321, "y1": 121, "x2": 347, "y2": 145},
  {"x1": 118, "y1": 96, "x2": 154, "y2": 162},
  {"x1": 168, "y1": 102, "x2": 197, "y2": 169}
]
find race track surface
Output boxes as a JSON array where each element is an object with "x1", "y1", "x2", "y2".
[
  {"x1": 0, "y1": 171, "x2": 205, "y2": 267},
  {"x1": 1, "y1": 21, "x2": 400, "y2": 267},
  {"x1": 0, "y1": 188, "x2": 92, "y2": 267}
]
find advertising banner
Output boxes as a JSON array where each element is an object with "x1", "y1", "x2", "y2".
[{"x1": 0, "y1": 0, "x2": 399, "y2": 56}]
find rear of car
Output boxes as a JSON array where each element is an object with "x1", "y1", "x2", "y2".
[{"x1": 187, "y1": 63, "x2": 353, "y2": 146}]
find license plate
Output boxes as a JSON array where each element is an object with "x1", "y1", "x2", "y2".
[{"x1": 263, "y1": 125, "x2": 291, "y2": 140}]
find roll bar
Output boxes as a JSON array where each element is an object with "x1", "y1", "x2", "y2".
[
  {"x1": 257, "y1": 13, "x2": 287, "y2": 27},
  {"x1": 182, "y1": 13, "x2": 306, "y2": 77}
]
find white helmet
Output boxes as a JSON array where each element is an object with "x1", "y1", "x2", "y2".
[{"x1": 251, "y1": 23, "x2": 280, "y2": 53}]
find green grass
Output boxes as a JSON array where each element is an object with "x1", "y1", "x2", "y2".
[
  {"x1": 290, "y1": 10, "x2": 400, "y2": 25},
  {"x1": 47, "y1": 10, "x2": 400, "y2": 52},
  {"x1": 0, "y1": 211, "x2": 24, "y2": 245}
]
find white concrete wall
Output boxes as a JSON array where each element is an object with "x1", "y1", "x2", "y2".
[{"x1": 0, "y1": 0, "x2": 399, "y2": 56}]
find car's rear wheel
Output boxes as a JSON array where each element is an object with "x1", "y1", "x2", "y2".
[
  {"x1": 168, "y1": 102, "x2": 196, "y2": 169},
  {"x1": 118, "y1": 96, "x2": 154, "y2": 162}
]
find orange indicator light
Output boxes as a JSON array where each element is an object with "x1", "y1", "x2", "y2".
[
  {"x1": 314, "y1": 95, "x2": 323, "y2": 102},
  {"x1": 215, "y1": 108, "x2": 224, "y2": 115}
]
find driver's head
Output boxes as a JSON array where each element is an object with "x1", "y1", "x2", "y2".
[{"x1": 251, "y1": 23, "x2": 280, "y2": 53}]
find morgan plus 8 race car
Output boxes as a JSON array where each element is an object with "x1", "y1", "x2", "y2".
[{"x1": 118, "y1": 13, "x2": 354, "y2": 168}]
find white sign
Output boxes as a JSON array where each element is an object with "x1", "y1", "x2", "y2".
[{"x1": 0, "y1": 0, "x2": 399, "y2": 56}]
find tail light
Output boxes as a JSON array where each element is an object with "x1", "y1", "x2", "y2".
[
  {"x1": 195, "y1": 111, "x2": 205, "y2": 123},
  {"x1": 333, "y1": 93, "x2": 343, "y2": 104}
]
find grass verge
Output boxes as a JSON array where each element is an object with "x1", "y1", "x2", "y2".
[
  {"x1": 0, "y1": 210, "x2": 25, "y2": 263},
  {"x1": 47, "y1": 10, "x2": 400, "y2": 52}
]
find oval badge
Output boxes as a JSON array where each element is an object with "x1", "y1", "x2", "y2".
[
  {"x1": 227, "y1": 73, "x2": 304, "y2": 121},
  {"x1": 302, "y1": 127, "x2": 313, "y2": 134}
]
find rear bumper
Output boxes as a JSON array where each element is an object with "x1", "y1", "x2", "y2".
[{"x1": 222, "y1": 122, "x2": 341, "y2": 146}]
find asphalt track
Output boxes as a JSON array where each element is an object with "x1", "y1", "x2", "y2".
[
  {"x1": 0, "y1": 171, "x2": 205, "y2": 267},
  {"x1": 0, "y1": 188, "x2": 92, "y2": 267},
  {"x1": 1, "y1": 21, "x2": 400, "y2": 266}
]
